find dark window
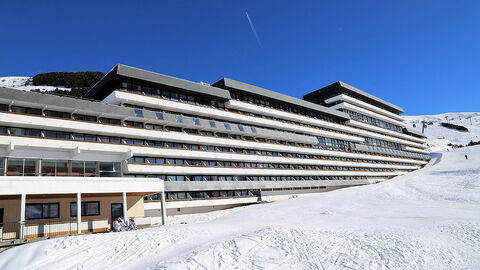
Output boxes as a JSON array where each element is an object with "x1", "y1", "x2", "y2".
[
  {"x1": 45, "y1": 110, "x2": 71, "y2": 119},
  {"x1": 26, "y1": 203, "x2": 59, "y2": 219},
  {"x1": 155, "y1": 112, "x2": 164, "y2": 120},
  {"x1": 124, "y1": 121, "x2": 143, "y2": 128},
  {"x1": 134, "y1": 108, "x2": 144, "y2": 118},
  {"x1": 99, "y1": 117, "x2": 121, "y2": 125},
  {"x1": 74, "y1": 114, "x2": 97, "y2": 122},
  {"x1": 70, "y1": 201, "x2": 100, "y2": 217},
  {"x1": 11, "y1": 106, "x2": 41, "y2": 115}
]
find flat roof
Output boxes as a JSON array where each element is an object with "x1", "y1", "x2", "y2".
[
  {"x1": 84, "y1": 64, "x2": 231, "y2": 101},
  {"x1": 303, "y1": 81, "x2": 404, "y2": 114},
  {"x1": 213, "y1": 78, "x2": 350, "y2": 121}
]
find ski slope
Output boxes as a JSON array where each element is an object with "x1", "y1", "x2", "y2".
[
  {"x1": 0, "y1": 148, "x2": 479, "y2": 269},
  {"x1": 405, "y1": 112, "x2": 480, "y2": 151},
  {"x1": 0, "y1": 76, "x2": 71, "y2": 92}
]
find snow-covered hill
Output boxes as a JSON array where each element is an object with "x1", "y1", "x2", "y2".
[
  {"x1": 0, "y1": 146, "x2": 479, "y2": 269},
  {"x1": 0, "y1": 76, "x2": 71, "y2": 92},
  {"x1": 405, "y1": 112, "x2": 480, "y2": 151}
]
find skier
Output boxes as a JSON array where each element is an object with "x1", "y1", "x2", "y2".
[{"x1": 465, "y1": 154, "x2": 468, "y2": 160}]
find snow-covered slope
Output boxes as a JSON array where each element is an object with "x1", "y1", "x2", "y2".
[
  {"x1": 0, "y1": 146, "x2": 479, "y2": 269},
  {"x1": 0, "y1": 76, "x2": 70, "y2": 92},
  {"x1": 405, "y1": 112, "x2": 480, "y2": 151}
]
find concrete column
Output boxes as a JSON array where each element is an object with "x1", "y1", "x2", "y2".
[
  {"x1": 19, "y1": 193, "x2": 26, "y2": 240},
  {"x1": 122, "y1": 192, "x2": 128, "y2": 225},
  {"x1": 160, "y1": 191, "x2": 167, "y2": 225},
  {"x1": 77, "y1": 192, "x2": 81, "y2": 234}
]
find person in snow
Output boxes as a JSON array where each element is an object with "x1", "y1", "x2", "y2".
[
  {"x1": 465, "y1": 154, "x2": 468, "y2": 160},
  {"x1": 128, "y1": 218, "x2": 137, "y2": 231},
  {"x1": 113, "y1": 217, "x2": 126, "y2": 232}
]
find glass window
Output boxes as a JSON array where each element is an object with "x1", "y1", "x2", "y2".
[
  {"x1": 70, "y1": 201, "x2": 100, "y2": 217},
  {"x1": 72, "y1": 161, "x2": 85, "y2": 176},
  {"x1": 26, "y1": 203, "x2": 59, "y2": 219},
  {"x1": 192, "y1": 118, "x2": 200, "y2": 126},
  {"x1": 9, "y1": 128, "x2": 25, "y2": 136},
  {"x1": 56, "y1": 161, "x2": 68, "y2": 176},
  {"x1": 25, "y1": 129, "x2": 41, "y2": 137},
  {"x1": 41, "y1": 161, "x2": 56, "y2": 176},
  {"x1": 175, "y1": 115, "x2": 183, "y2": 124},
  {"x1": 85, "y1": 162, "x2": 96, "y2": 177},
  {"x1": 6, "y1": 158, "x2": 24, "y2": 176},
  {"x1": 224, "y1": 123, "x2": 231, "y2": 130},
  {"x1": 237, "y1": 125, "x2": 244, "y2": 132},
  {"x1": 99, "y1": 162, "x2": 121, "y2": 177},
  {"x1": 251, "y1": 127, "x2": 257, "y2": 134},
  {"x1": 134, "y1": 108, "x2": 144, "y2": 118},
  {"x1": 209, "y1": 121, "x2": 216, "y2": 128},
  {"x1": 155, "y1": 112, "x2": 164, "y2": 120},
  {"x1": 23, "y1": 159, "x2": 36, "y2": 176}
]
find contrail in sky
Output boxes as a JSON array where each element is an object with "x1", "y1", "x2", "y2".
[{"x1": 245, "y1": 11, "x2": 263, "y2": 48}]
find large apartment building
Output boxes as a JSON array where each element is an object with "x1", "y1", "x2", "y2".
[{"x1": 0, "y1": 64, "x2": 428, "y2": 239}]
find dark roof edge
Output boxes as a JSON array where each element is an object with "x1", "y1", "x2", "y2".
[
  {"x1": 303, "y1": 81, "x2": 404, "y2": 114},
  {"x1": 85, "y1": 64, "x2": 231, "y2": 101},
  {"x1": 403, "y1": 127, "x2": 427, "y2": 138},
  {"x1": 213, "y1": 78, "x2": 350, "y2": 121},
  {"x1": 338, "y1": 81, "x2": 404, "y2": 113}
]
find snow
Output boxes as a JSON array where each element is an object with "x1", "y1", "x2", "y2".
[
  {"x1": 0, "y1": 76, "x2": 71, "y2": 92},
  {"x1": 1, "y1": 146, "x2": 479, "y2": 269},
  {"x1": 405, "y1": 112, "x2": 480, "y2": 151}
]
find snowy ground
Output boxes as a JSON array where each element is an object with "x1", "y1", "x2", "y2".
[
  {"x1": 0, "y1": 76, "x2": 70, "y2": 92},
  {"x1": 405, "y1": 112, "x2": 480, "y2": 151},
  {"x1": 0, "y1": 146, "x2": 479, "y2": 269}
]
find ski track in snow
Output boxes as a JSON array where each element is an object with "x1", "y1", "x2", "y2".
[{"x1": 0, "y1": 147, "x2": 480, "y2": 269}]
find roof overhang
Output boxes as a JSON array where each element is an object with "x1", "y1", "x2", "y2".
[
  {"x1": 213, "y1": 78, "x2": 350, "y2": 121},
  {"x1": 303, "y1": 81, "x2": 404, "y2": 115},
  {"x1": 84, "y1": 64, "x2": 231, "y2": 101}
]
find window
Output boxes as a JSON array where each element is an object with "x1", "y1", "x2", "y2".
[
  {"x1": 251, "y1": 127, "x2": 257, "y2": 134},
  {"x1": 99, "y1": 162, "x2": 121, "y2": 177},
  {"x1": 166, "y1": 126, "x2": 181, "y2": 132},
  {"x1": 7, "y1": 158, "x2": 37, "y2": 176},
  {"x1": 192, "y1": 118, "x2": 200, "y2": 126},
  {"x1": 209, "y1": 121, "x2": 216, "y2": 128},
  {"x1": 72, "y1": 161, "x2": 96, "y2": 177},
  {"x1": 0, "y1": 158, "x2": 4, "y2": 176},
  {"x1": 175, "y1": 115, "x2": 183, "y2": 124},
  {"x1": 145, "y1": 124, "x2": 163, "y2": 130},
  {"x1": 134, "y1": 108, "x2": 144, "y2": 118},
  {"x1": 237, "y1": 125, "x2": 245, "y2": 132},
  {"x1": 11, "y1": 106, "x2": 41, "y2": 115},
  {"x1": 99, "y1": 117, "x2": 121, "y2": 125},
  {"x1": 74, "y1": 114, "x2": 97, "y2": 122},
  {"x1": 26, "y1": 203, "x2": 59, "y2": 219},
  {"x1": 73, "y1": 134, "x2": 97, "y2": 141},
  {"x1": 26, "y1": 129, "x2": 41, "y2": 137},
  {"x1": 9, "y1": 128, "x2": 24, "y2": 136},
  {"x1": 45, "y1": 110, "x2": 71, "y2": 119},
  {"x1": 70, "y1": 201, "x2": 100, "y2": 217},
  {"x1": 124, "y1": 121, "x2": 143, "y2": 128},
  {"x1": 224, "y1": 123, "x2": 231, "y2": 130},
  {"x1": 45, "y1": 131, "x2": 70, "y2": 139},
  {"x1": 155, "y1": 112, "x2": 164, "y2": 120},
  {"x1": 41, "y1": 160, "x2": 68, "y2": 176}
]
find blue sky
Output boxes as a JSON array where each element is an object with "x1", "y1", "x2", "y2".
[{"x1": 1, "y1": 1, "x2": 479, "y2": 115}]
